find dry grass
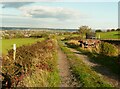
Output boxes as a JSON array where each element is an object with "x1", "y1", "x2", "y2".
[{"x1": 67, "y1": 40, "x2": 80, "y2": 46}]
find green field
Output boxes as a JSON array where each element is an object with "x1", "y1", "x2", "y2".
[
  {"x1": 96, "y1": 31, "x2": 119, "y2": 39},
  {"x1": 0, "y1": 38, "x2": 44, "y2": 54}
]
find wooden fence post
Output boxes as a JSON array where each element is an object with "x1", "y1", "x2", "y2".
[{"x1": 13, "y1": 44, "x2": 16, "y2": 61}]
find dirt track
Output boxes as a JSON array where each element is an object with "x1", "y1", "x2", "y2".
[
  {"x1": 57, "y1": 44, "x2": 80, "y2": 87},
  {"x1": 57, "y1": 41, "x2": 119, "y2": 87}
]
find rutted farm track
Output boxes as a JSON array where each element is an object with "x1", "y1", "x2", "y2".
[{"x1": 57, "y1": 41, "x2": 119, "y2": 87}]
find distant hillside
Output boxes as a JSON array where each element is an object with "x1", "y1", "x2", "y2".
[{"x1": 0, "y1": 27, "x2": 78, "y2": 32}]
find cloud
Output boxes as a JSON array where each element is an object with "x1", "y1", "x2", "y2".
[
  {"x1": 19, "y1": 6, "x2": 81, "y2": 20},
  {"x1": 2, "y1": 2, "x2": 34, "y2": 8}
]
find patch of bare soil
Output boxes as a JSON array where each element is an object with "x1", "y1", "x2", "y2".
[
  {"x1": 57, "y1": 45, "x2": 81, "y2": 87},
  {"x1": 70, "y1": 48, "x2": 120, "y2": 87}
]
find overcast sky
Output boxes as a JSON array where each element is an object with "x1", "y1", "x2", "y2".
[{"x1": 0, "y1": 1, "x2": 119, "y2": 29}]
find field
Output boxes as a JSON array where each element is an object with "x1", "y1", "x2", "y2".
[
  {"x1": 96, "y1": 31, "x2": 120, "y2": 39},
  {"x1": 0, "y1": 38, "x2": 44, "y2": 54},
  {"x1": 1, "y1": 30, "x2": 119, "y2": 88}
]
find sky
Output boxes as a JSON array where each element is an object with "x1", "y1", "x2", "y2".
[{"x1": 0, "y1": 1, "x2": 119, "y2": 29}]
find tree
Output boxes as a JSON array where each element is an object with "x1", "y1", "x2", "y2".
[
  {"x1": 107, "y1": 29, "x2": 111, "y2": 32},
  {"x1": 78, "y1": 26, "x2": 92, "y2": 38},
  {"x1": 78, "y1": 26, "x2": 91, "y2": 34},
  {"x1": 111, "y1": 29, "x2": 115, "y2": 31},
  {"x1": 95, "y1": 29, "x2": 102, "y2": 32},
  {"x1": 116, "y1": 28, "x2": 120, "y2": 31}
]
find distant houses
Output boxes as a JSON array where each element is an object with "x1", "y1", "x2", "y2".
[{"x1": 1, "y1": 30, "x2": 32, "y2": 39}]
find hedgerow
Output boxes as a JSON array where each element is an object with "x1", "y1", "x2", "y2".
[
  {"x1": 100, "y1": 42, "x2": 118, "y2": 56},
  {"x1": 2, "y1": 39, "x2": 60, "y2": 88}
]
